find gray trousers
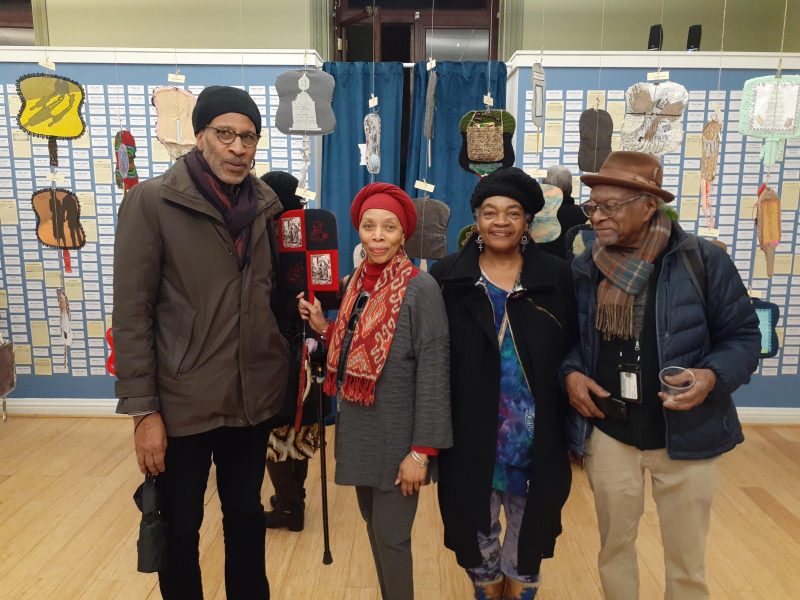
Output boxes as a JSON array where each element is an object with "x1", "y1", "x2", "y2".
[{"x1": 355, "y1": 486, "x2": 420, "y2": 600}]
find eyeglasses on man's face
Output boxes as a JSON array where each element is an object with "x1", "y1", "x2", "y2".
[
  {"x1": 580, "y1": 193, "x2": 648, "y2": 218},
  {"x1": 204, "y1": 125, "x2": 260, "y2": 148}
]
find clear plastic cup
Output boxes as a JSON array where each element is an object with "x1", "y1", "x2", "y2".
[{"x1": 659, "y1": 366, "x2": 696, "y2": 403}]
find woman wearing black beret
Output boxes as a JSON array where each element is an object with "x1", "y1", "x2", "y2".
[{"x1": 430, "y1": 167, "x2": 579, "y2": 599}]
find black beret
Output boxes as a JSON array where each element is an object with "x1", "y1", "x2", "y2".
[
  {"x1": 192, "y1": 85, "x2": 261, "y2": 135},
  {"x1": 470, "y1": 167, "x2": 545, "y2": 216},
  {"x1": 261, "y1": 171, "x2": 303, "y2": 213}
]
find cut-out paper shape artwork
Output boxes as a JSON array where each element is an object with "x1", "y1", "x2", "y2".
[
  {"x1": 56, "y1": 287, "x2": 73, "y2": 364},
  {"x1": 31, "y1": 187, "x2": 86, "y2": 249},
  {"x1": 578, "y1": 108, "x2": 613, "y2": 173},
  {"x1": 115, "y1": 130, "x2": 139, "y2": 192},
  {"x1": 531, "y1": 63, "x2": 546, "y2": 130},
  {"x1": 152, "y1": 87, "x2": 197, "y2": 160},
  {"x1": 530, "y1": 184, "x2": 564, "y2": 245},
  {"x1": 756, "y1": 185, "x2": 781, "y2": 278},
  {"x1": 274, "y1": 70, "x2": 336, "y2": 136},
  {"x1": 738, "y1": 75, "x2": 800, "y2": 167},
  {"x1": 405, "y1": 197, "x2": 450, "y2": 260},
  {"x1": 621, "y1": 81, "x2": 688, "y2": 155},
  {"x1": 700, "y1": 118, "x2": 723, "y2": 230},
  {"x1": 16, "y1": 73, "x2": 86, "y2": 166},
  {"x1": 752, "y1": 298, "x2": 780, "y2": 359},
  {"x1": 275, "y1": 208, "x2": 340, "y2": 309}
]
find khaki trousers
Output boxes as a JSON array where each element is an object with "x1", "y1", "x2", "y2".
[{"x1": 585, "y1": 427, "x2": 719, "y2": 600}]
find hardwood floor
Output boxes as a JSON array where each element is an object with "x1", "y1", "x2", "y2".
[{"x1": 0, "y1": 417, "x2": 798, "y2": 599}]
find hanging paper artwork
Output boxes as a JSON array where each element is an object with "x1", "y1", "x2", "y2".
[
  {"x1": 700, "y1": 119, "x2": 723, "y2": 230},
  {"x1": 578, "y1": 108, "x2": 613, "y2": 172},
  {"x1": 424, "y1": 71, "x2": 437, "y2": 141},
  {"x1": 531, "y1": 63, "x2": 546, "y2": 130},
  {"x1": 530, "y1": 184, "x2": 564, "y2": 245},
  {"x1": 621, "y1": 81, "x2": 688, "y2": 155},
  {"x1": 405, "y1": 197, "x2": 450, "y2": 260},
  {"x1": 752, "y1": 298, "x2": 781, "y2": 359},
  {"x1": 756, "y1": 185, "x2": 781, "y2": 278},
  {"x1": 275, "y1": 208, "x2": 340, "y2": 308},
  {"x1": 114, "y1": 130, "x2": 139, "y2": 192},
  {"x1": 364, "y1": 113, "x2": 381, "y2": 175},
  {"x1": 56, "y1": 287, "x2": 73, "y2": 363},
  {"x1": 152, "y1": 87, "x2": 197, "y2": 160},
  {"x1": 738, "y1": 75, "x2": 800, "y2": 167},
  {"x1": 16, "y1": 73, "x2": 86, "y2": 167},
  {"x1": 459, "y1": 110, "x2": 516, "y2": 176},
  {"x1": 274, "y1": 70, "x2": 336, "y2": 136},
  {"x1": 31, "y1": 187, "x2": 86, "y2": 249}
]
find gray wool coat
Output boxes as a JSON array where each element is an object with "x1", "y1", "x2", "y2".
[{"x1": 333, "y1": 271, "x2": 453, "y2": 491}]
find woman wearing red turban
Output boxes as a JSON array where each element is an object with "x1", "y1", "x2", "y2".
[{"x1": 299, "y1": 183, "x2": 452, "y2": 600}]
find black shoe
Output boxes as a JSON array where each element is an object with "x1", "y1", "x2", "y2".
[{"x1": 264, "y1": 508, "x2": 304, "y2": 532}]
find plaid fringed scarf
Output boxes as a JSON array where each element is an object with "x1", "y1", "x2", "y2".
[
  {"x1": 184, "y1": 149, "x2": 258, "y2": 269},
  {"x1": 593, "y1": 210, "x2": 672, "y2": 339},
  {"x1": 323, "y1": 251, "x2": 419, "y2": 405}
]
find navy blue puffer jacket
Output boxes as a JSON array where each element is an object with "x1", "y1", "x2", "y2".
[{"x1": 561, "y1": 224, "x2": 760, "y2": 460}]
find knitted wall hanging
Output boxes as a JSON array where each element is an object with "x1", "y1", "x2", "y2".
[
  {"x1": 578, "y1": 108, "x2": 613, "y2": 173},
  {"x1": 738, "y1": 75, "x2": 800, "y2": 167},
  {"x1": 459, "y1": 110, "x2": 516, "y2": 176},
  {"x1": 31, "y1": 187, "x2": 86, "y2": 250},
  {"x1": 621, "y1": 81, "x2": 688, "y2": 155},
  {"x1": 405, "y1": 196, "x2": 450, "y2": 260},
  {"x1": 530, "y1": 184, "x2": 563, "y2": 245},
  {"x1": 16, "y1": 73, "x2": 86, "y2": 167},
  {"x1": 152, "y1": 87, "x2": 197, "y2": 160},
  {"x1": 364, "y1": 112, "x2": 381, "y2": 175},
  {"x1": 114, "y1": 130, "x2": 139, "y2": 192}
]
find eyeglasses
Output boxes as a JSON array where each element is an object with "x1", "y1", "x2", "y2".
[
  {"x1": 580, "y1": 193, "x2": 648, "y2": 218},
  {"x1": 204, "y1": 125, "x2": 260, "y2": 148}
]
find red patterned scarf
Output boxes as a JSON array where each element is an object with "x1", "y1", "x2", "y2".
[{"x1": 323, "y1": 251, "x2": 419, "y2": 405}]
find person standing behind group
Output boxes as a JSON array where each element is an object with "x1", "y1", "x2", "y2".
[
  {"x1": 430, "y1": 168, "x2": 578, "y2": 600},
  {"x1": 114, "y1": 86, "x2": 289, "y2": 599},
  {"x1": 299, "y1": 183, "x2": 452, "y2": 600},
  {"x1": 562, "y1": 151, "x2": 760, "y2": 600},
  {"x1": 539, "y1": 165, "x2": 587, "y2": 259}
]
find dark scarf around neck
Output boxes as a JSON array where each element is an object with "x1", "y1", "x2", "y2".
[{"x1": 184, "y1": 149, "x2": 258, "y2": 268}]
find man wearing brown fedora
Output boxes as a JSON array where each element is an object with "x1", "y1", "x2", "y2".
[{"x1": 561, "y1": 151, "x2": 760, "y2": 600}]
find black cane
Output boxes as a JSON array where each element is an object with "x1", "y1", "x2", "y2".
[{"x1": 314, "y1": 362, "x2": 333, "y2": 565}]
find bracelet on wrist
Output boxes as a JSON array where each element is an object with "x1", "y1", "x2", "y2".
[{"x1": 410, "y1": 449, "x2": 429, "y2": 467}]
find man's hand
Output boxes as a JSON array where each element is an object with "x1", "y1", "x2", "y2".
[
  {"x1": 134, "y1": 412, "x2": 167, "y2": 475},
  {"x1": 659, "y1": 368, "x2": 716, "y2": 411},
  {"x1": 565, "y1": 371, "x2": 607, "y2": 419},
  {"x1": 394, "y1": 454, "x2": 428, "y2": 496}
]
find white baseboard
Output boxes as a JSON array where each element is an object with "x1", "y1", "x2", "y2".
[
  {"x1": 5, "y1": 398, "x2": 119, "y2": 416},
  {"x1": 736, "y1": 407, "x2": 800, "y2": 424},
  {"x1": 4, "y1": 399, "x2": 800, "y2": 423}
]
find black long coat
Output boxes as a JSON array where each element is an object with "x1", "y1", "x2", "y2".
[{"x1": 429, "y1": 237, "x2": 578, "y2": 576}]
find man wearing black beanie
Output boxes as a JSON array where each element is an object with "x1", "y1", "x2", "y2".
[{"x1": 114, "y1": 85, "x2": 286, "y2": 599}]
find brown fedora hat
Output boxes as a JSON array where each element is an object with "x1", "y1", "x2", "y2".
[{"x1": 581, "y1": 151, "x2": 675, "y2": 203}]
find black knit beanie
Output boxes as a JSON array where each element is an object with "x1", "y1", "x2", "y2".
[
  {"x1": 261, "y1": 171, "x2": 303, "y2": 213},
  {"x1": 470, "y1": 167, "x2": 545, "y2": 216},
  {"x1": 192, "y1": 86, "x2": 262, "y2": 135}
]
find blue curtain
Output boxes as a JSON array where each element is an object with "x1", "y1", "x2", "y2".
[
  {"x1": 404, "y1": 61, "x2": 508, "y2": 252},
  {"x1": 321, "y1": 62, "x2": 405, "y2": 274}
]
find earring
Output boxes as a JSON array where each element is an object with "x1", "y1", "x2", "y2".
[
  {"x1": 520, "y1": 234, "x2": 529, "y2": 252},
  {"x1": 477, "y1": 234, "x2": 484, "y2": 252},
  {"x1": 250, "y1": 158, "x2": 256, "y2": 170}
]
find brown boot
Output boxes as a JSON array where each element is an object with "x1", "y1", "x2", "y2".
[
  {"x1": 503, "y1": 576, "x2": 540, "y2": 599},
  {"x1": 473, "y1": 576, "x2": 505, "y2": 600}
]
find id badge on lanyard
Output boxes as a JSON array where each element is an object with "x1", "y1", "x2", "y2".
[{"x1": 618, "y1": 339, "x2": 642, "y2": 404}]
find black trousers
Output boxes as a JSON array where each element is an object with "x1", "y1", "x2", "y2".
[
  {"x1": 266, "y1": 456, "x2": 309, "y2": 511},
  {"x1": 156, "y1": 422, "x2": 271, "y2": 600}
]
